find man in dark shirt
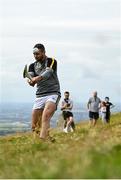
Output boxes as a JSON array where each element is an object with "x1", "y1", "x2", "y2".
[
  {"x1": 105, "y1": 97, "x2": 114, "y2": 123},
  {"x1": 61, "y1": 91, "x2": 75, "y2": 133},
  {"x1": 27, "y1": 43, "x2": 61, "y2": 142}
]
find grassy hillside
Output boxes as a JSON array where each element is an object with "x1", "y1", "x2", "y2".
[{"x1": 0, "y1": 113, "x2": 121, "y2": 179}]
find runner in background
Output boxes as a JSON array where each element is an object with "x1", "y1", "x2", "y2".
[
  {"x1": 61, "y1": 91, "x2": 75, "y2": 133},
  {"x1": 104, "y1": 97, "x2": 115, "y2": 123}
]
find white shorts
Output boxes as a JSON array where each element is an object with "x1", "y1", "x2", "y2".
[{"x1": 33, "y1": 94, "x2": 60, "y2": 110}]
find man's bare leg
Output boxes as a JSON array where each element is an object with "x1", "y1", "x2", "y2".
[
  {"x1": 92, "y1": 119, "x2": 97, "y2": 126},
  {"x1": 40, "y1": 102, "x2": 56, "y2": 139},
  {"x1": 31, "y1": 109, "x2": 43, "y2": 131},
  {"x1": 66, "y1": 117, "x2": 74, "y2": 132},
  {"x1": 89, "y1": 119, "x2": 93, "y2": 127},
  {"x1": 67, "y1": 117, "x2": 73, "y2": 126}
]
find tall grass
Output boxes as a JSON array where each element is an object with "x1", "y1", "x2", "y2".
[{"x1": 0, "y1": 113, "x2": 121, "y2": 178}]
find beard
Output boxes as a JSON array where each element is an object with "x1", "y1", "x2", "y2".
[{"x1": 35, "y1": 55, "x2": 45, "y2": 62}]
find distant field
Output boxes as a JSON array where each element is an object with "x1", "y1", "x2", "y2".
[{"x1": 0, "y1": 112, "x2": 121, "y2": 179}]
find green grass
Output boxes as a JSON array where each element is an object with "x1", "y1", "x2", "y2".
[{"x1": 0, "y1": 112, "x2": 121, "y2": 178}]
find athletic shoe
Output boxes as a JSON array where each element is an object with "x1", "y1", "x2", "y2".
[
  {"x1": 39, "y1": 136, "x2": 56, "y2": 143},
  {"x1": 46, "y1": 136, "x2": 56, "y2": 143},
  {"x1": 70, "y1": 127, "x2": 74, "y2": 132},
  {"x1": 63, "y1": 128, "x2": 68, "y2": 133}
]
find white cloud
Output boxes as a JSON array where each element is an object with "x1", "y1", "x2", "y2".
[
  {"x1": 1, "y1": 18, "x2": 120, "y2": 38},
  {"x1": 0, "y1": 0, "x2": 120, "y2": 103}
]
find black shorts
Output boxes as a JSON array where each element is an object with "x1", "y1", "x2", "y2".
[
  {"x1": 62, "y1": 111, "x2": 73, "y2": 120},
  {"x1": 89, "y1": 111, "x2": 99, "y2": 120}
]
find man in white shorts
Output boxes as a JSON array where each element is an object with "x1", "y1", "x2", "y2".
[{"x1": 27, "y1": 43, "x2": 61, "y2": 141}]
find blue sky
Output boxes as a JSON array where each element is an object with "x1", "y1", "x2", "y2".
[{"x1": 0, "y1": 0, "x2": 121, "y2": 103}]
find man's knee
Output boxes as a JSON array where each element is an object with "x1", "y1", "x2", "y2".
[{"x1": 45, "y1": 103, "x2": 56, "y2": 114}]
